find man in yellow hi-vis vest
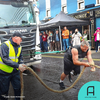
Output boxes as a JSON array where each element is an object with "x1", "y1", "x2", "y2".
[{"x1": 0, "y1": 32, "x2": 27, "y2": 100}]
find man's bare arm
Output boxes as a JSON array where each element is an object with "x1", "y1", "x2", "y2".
[
  {"x1": 87, "y1": 50, "x2": 95, "y2": 71},
  {"x1": 71, "y1": 48, "x2": 90, "y2": 67}
]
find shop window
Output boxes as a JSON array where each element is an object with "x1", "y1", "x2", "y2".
[
  {"x1": 62, "y1": 6, "x2": 67, "y2": 12},
  {"x1": 97, "y1": 0, "x2": 100, "y2": 4},
  {"x1": 46, "y1": 0, "x2": 51, "y2": 17},
  {"x1": 46, "y1": 10, "x2": 50, "y2": 17},
  {"x1": 77, "y1": 0, "x2": 85, "y2": 11},
  {"x1": 61, "y1": 0, "x2": 67, "y2": 13}
]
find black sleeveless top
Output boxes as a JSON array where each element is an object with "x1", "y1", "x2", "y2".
[{"x1": 64, "y1": 45, "x2": 89, "y2": 62}]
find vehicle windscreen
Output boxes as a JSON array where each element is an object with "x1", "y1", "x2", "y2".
[{"x1": 0, "y1": 1, "x2": 36, "y2": 27}]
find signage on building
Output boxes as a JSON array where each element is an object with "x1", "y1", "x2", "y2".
[
  {"x1": 85, "y1": 4, "x2": 95, "y2": 9},
  {"x1": 73, "y1": 10, "x2": 94, "y2": 19},
  {"x1": 74, "y1": 12, "x2": 90, "y2": 19}
]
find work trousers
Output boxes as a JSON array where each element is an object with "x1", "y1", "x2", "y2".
[{"x1": 0, "y1": 71, "x2": 21, "y2": 100}]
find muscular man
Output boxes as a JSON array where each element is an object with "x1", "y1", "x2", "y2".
[{"x1": 59, "y1": 41, "x2": 95, "y2": 89}]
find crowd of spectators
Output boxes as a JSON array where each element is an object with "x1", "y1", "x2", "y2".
[{"x1": 39, "y1": 26, "x2": 89, "y2": 52}]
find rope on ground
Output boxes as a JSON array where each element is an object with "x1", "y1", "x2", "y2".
[
  {"x1": 20, "y1": 64, "x2": 100, "y2": 100},
  {"x1": 20, "y1": 66, "x2": 86, "y2": 100},
  {"x1": 26, "y1": 66, "x2": 86, "y2": 93}
]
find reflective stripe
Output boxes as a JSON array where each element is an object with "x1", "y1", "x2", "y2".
[
  {"x1": 0, "y1": 61, "x2": 5, "y2": 64},
  {"x1": 9, "y1": 57, "x2": 15, "y2": 59},
  {"x1": 9, "y1": 57, "x2": 19, "y2": 59}
]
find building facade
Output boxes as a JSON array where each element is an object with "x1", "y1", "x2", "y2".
[{"x1": 39, "y1": 0, "x2": 100, "y2": 49}]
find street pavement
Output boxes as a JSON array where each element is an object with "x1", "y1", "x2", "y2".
[{"x1": 8, "y1": 50, "x2": 100, "y2": 100}]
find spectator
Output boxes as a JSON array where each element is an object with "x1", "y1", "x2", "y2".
[
  {"x1": 39, "y1": 32, "x2": 43, "y2": 52},
  {"x1": 72, "y1": 28, "x2": 82, "y2": 46},
  {"x1": 69, "y1": 30, "x2": 73, "y2": 47},
  {"x1": 46, "y1": 31, "x2": 50, "y2": 51},
  {"x1": 48, "y1": 30, "x2": 53, "y2": 51},
  {"x1": 94, "y1": 27, "x2": 100, "y2": 52},
  {"x1": 51, "y1": 32, "x2": 55, "y2": 51},
  {"x1": 42, "y1": 31, "x2": 48, "y2": 52},
  {"x1": 61, "y1": 26, "x2": 69, "y2": 50},
  {"x1": 54, "y1": 30, "x2": 60, "y2": 51},
  {"x1": 83, "y1": 30, "x2": 88, "y2": 41}
]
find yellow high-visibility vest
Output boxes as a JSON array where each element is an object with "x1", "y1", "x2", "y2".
[{"x1": 0, "y1": 40, "x2": 22, "y2": 73}]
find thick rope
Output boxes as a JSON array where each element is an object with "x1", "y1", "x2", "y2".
[
  {"x1": 89, "y1": 64, "x2": 100, "y2": 69},
  {"x1": 20, "y1": 72, "x2": 24, "y2": 100},
  {"x1": 20, "y1": 64, "x2": 100, "y2": 100},
  {"x1": 20, "y1": 66, "x2": 86, "y2": 100},
  {"x1": 26, "y1": 66, "x2": 86, "y2": 93}
]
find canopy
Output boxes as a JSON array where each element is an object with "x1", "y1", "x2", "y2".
[
  {"x1": 38, "y1": 11, "x2": 89, "y2": 50},
  {"x1": 39, "y1": 11, "x2": 89, "y2": 30}
]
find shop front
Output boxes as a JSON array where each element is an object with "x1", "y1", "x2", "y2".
[{"x1": 70, "y1": 10, "x2": 96, "y2": 49}]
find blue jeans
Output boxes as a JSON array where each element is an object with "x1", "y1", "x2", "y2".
[
  {"x1": 40, "y1": 41, "x2": 43, "y2": 51},
  {"x1": 63, "y1": 39, "x2": 69, "y2": 50},
  {"x1": 43, "y1": 41, "x2": 48, "y2": 52},
  {"x1": 0, "y1": 71, "x2": 21, "y2": 100}
]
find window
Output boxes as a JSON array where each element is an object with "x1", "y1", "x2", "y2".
[
  {"x1": 62, "y1": 6, "x2": 67, "y2": 12},
  {"x1": 79, "y1": 2, "x2": 84, "y2": 9},
  {"x1": 47, "y1": 10, "x2": 50, "y2": 17},
  {"x1": 0, "y1": 2, "x2": 36, "y2": 27},
  {"x1": 97, "y1": 0, "x2": 100, "y2": 4},
  {"x1": 96, "y1": 0, "x2": 100, "y2": 6},
  {"x1": 61, "y1": 0, "x2": 67, "y2": 13},
  {"x1": 77, "y1": 0, "x2": 85, "y2": 11},
  {"x1": 46, "y1": 0, "x2": 51, "y2": 17}
]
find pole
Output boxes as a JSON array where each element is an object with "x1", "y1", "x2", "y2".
[
  {"x1": 34, "y1": 0, "x2": 40, "y2": 51},
  {"x1": 59, "y1": 26, "x2": 62, "y2": 51}
]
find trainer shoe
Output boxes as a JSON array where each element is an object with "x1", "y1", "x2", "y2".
[
  {"x1": 68, "y1": 73, "x2": 73, "y2": 83},
  {"x1": 70, "y1": 71, "x2": 74, "y2": 76},
  {"x1": 59, "y1": 82, "x2": 65, "y2": 89},
  {"x1": 69, "y1": 78, "x2": 73, "y2": 83}
]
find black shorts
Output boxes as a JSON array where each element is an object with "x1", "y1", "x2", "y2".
[{"x1": 64, "y1": 59, "x2": 80, "y2": 75}]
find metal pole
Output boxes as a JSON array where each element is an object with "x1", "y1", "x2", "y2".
[
  {"x1": 34, "y1": 0, "x2": 40, "y2": 51},
  {"x1": 89, "y1": 25, "x2": 91, "y2": 50},
  {"x1": 59, "y1": 26, "x2": 62, "y2": 51}
]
